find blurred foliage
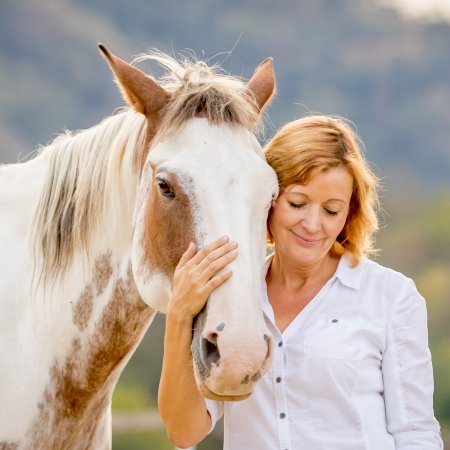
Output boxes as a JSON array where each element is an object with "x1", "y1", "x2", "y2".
[
  {"x1": 377, "y1": 192, "x2": 450, "y2": 276},
  {"x1": 112, "y1": 384, "x2": 154, "y2": 412},
  {"x1": 112, "y1": 431, "x2": 173, "y2": 450},
  {"x1": 376, "y1": 193, "x2": 450, "y2": 429},
  {"x1": 112, "y1": 429, "x2": 223, "y2": 450}
]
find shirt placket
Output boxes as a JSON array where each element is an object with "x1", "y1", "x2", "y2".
[{"x1": 273, "y1": 337, "x2": 291, "y2": 450}]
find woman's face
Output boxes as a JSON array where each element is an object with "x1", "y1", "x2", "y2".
[{"x1": 269, "y1": 166, "x2": 353, "y2": 268}]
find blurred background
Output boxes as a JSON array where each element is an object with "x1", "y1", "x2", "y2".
[{"x1": 1, "y1": 0, "x2": 449, "y2": 448}]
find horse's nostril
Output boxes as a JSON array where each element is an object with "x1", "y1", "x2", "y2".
[{"x1": 201, "y1": 335, "x2": 221, "y2": 366}]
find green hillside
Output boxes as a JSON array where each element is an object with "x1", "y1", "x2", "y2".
[{"x1": 1, "y1": 0, "x2": 449, "y2": 189}]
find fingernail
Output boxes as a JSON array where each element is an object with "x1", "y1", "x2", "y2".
[{"x1": 221, "y1": 235, "x2": 229, "y2": 242}]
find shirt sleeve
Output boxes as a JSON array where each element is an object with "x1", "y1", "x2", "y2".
[
  {"x1": 205, "y1": 398, "x2": 224, "y2": 433},
  {"x1": 382, "y1": 277, "x2": 443, "y2": 449}
]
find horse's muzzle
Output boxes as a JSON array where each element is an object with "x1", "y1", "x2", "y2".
[{"x1": 191, "y1": 309, "x2": 273, "y2": 399}]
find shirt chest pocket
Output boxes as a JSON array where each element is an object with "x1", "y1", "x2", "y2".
[{"x1": 304, "y1": 318, "x2": 360, "y2": 360}]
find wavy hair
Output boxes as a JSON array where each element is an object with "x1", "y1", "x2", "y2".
[{"x1": 264, "y1": 115, "x2": 380, "y2": 266}]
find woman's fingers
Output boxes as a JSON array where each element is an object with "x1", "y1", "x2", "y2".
[
  {"x1": 176, "y1": 242, "x2": 196, "y2": 269},
  {"x1": 202, "y1": 267, "x2": 233, "y2": 298},
  {"x1": 189, "y1": 236, "x2": 230, "y2": 266},
  {"x1": 196, "y1": 244, "x2": 238, "y2": 283},
  {"x1": 197, "y1": 239, "x2": 237, "y2": 268},
  {"x1": 169, "y1": 236, "x2": 238, "y2": 319},
  {"x1": 180, "y1": 236, "x2": 238, "y2": 279}
]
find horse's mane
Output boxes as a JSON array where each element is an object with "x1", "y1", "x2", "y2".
[
  {"x1": 32, "y1": 50, "x2": 261, "y2": 284},
  {"x1": 32, "y1": 111, "x2": 147, "y2": 284}
]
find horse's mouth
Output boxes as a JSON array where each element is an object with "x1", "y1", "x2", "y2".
[{"x1": 198, "y1": 381, "x2": 252, "y2": 402}]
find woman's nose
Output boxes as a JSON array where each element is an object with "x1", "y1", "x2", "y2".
[{"x1": 301, "y1": 207, "x2": 321, "y2": 233}]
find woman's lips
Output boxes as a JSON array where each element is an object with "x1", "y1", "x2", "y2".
[{"x1": 290, "y1": 229, "x2": 322, "y2": 246}]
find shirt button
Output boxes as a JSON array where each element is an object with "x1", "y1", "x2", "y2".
[
  {"x1": 278, "y1": 341, "x2": 283, "y2": 347},
  {"x1": 276, "y1": 377, "x2": 282, "y2": 383},
  {"x1": 279, "y1": 412, "x2": 286, "y2": 419},
  {"x1": 332, "y1": 319, "x2": 338, "y2": 323}
]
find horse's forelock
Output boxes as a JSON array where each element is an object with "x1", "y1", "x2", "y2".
[{"x1": 134, "y1": 50, "x2": 263, "y2": 139}]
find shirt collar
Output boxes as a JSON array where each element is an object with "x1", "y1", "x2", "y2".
[
  {"x1": 264, "y1": 251, "x2": 364, "y2": 290},
  {"x1": 334, "y1": 252, "x2": 364, "y2": 290}
]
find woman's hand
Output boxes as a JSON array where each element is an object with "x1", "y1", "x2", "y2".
[
  {"x1": 160, "y1": 238, "x2": 236, "y2": 447},
  {"x1": 168, "y1": 236, "x2": 238, "y2": 322}
]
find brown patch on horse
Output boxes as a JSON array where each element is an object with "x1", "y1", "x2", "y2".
[
  {"x1": 72, "y1": 253, "x2": 113, "y2": 331},
  {"x1": 92, "y1": 252, "x2": 113, "y2": 294},
  {"x1": 0, "y1": 443, "x2": 18, "y2": 450},
  {"x1": 142, "y1": 172, "x2": 196, "y2": 278},
  {"x1": 73, "y1": 286, "x2": 94, "y2": 331},
  {"x1": 29, "y1": 264, "x2": 155, "y2": 449}
]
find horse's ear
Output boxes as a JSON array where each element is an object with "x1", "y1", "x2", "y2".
[
  {"x1": 246, "y1": 57, "x2": 276, "y2": 112},
  {"x1": 98, "y1": 44, "x2": 170, "y2": 118}
]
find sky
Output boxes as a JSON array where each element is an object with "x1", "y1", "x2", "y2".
[{"x1": 379, "y1": 0, "x2": 450, "y2": 21}]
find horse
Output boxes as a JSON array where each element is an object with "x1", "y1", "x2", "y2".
[{"x1": 0, "y1": 44, "x2": 278, "y2": 449}]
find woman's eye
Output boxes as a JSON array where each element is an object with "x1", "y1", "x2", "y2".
[
  {"x1": 156, "y1": 178, "x2": 175, "y2": 198},
  {"x1": 325, "y1": 208, "x2": 339, "y2": 216},
  {"x1": 288, "y1": 201, "x2": 305, "y2": 209}
]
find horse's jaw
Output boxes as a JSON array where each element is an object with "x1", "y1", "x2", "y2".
[
  {"x1": 130, "y1": 199, "x2": 173, "y2": 313},
  {"x1": 131, "y1": 261, "x2": 171, "y2": 313}
]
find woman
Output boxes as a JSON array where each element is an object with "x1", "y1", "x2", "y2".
[{"x1": 158, "y1": 115, "x2": 443, "y2": 449}]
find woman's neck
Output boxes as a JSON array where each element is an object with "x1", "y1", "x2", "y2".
[{"x1": 267, "y1": 251, "x2": 340, "y2": 292}]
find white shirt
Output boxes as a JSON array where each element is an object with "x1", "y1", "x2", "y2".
[{"x1": 206, "y1": 253, "x2": 443, "y2": 450}]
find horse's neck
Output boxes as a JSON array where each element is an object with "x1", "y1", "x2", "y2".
[
  {"x1": 0, "y1": 154, "x2": 51, "y2": 233},
  {"x1": 25, "y1": 257, "x2": 156, "y2": 450},
  {"x1": 1, "y1": 254, "x2": 156, "y2": 447},
  {"x1": 0, "y1": 144, "x2": 156, "y2": 445},
  {"x1": 0, "y1": 155, "x2": 53, "y2": 366}
]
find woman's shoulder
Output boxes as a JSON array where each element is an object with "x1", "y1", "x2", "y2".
[
  {"x1": 339, "y1": 253, "x2": 411, "y2": 287},
  {"x1": 357, "y1": 257, "x2": 424, "y2": 306},
  {"x1": 358, "y1": 256, "x2": 413, "y2": 284}
]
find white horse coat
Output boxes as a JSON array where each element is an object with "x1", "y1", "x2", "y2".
[{"x1": 0, "y1": 46, "x2": 278, "y2": 449}]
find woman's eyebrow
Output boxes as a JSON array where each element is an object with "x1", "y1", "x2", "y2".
[{"x1": 286, "y1": 191, "x2": 348, "y2": 204}]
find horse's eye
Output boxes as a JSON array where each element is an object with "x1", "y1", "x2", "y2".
[{"x1": 156, "y1": 178, "x2": 175, "y2": 198}]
